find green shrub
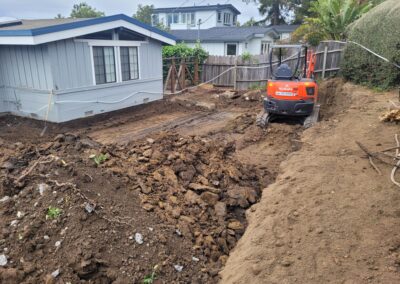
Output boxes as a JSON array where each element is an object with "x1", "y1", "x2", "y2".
[
  {"x1": 341, "y1": 0, "x2": 400, "y2": 89},
  {"x1": 162, "y1": 42, "x2": 208, "y2": 81}
]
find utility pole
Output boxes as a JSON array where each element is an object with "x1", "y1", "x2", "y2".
[{"x1": 197, "y1": 19, "x2": 201, "y2": 42}]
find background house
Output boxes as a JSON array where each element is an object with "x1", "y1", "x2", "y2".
[
  {"x1": 170, "y1": 26, "x2": 279, "y2": 56},
  {"x1": 151, "y1": 4, "x2": 240, "y2": 30},
  {"x1": 0, "y1": 14, "x2": 175, "y2": 123},
  {"x1": 152, "y1": 4, "x2": 299, "y2": 56}
]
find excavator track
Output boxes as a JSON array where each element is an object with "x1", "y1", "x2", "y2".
[
  {"x1": 256, "y1": 111, "x2": 271, "y2": 128},
  {"x1": 303, "y1": 104, "x2": 320, "y2": 128}
]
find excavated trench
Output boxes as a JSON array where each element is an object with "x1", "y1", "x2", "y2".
[{"x1": 0, "y1": 82, "x2": 345, "y2": 283}]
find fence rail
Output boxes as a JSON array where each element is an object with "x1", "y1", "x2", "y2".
[{"x1": 201, "y1": 41, "x2": 347, "y2": 90}]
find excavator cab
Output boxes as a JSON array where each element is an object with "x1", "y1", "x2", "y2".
[{"x1": 257, "y1": 44, "x2": 320, "y2": 128}]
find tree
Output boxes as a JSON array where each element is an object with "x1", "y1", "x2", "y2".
[
  {"x1": 310, "y1": 0, "x2": 371, "y2": 40},
  {"x1": 291, "y1": 0, "x2": 317, "y2": 24},
  {"x1": 55, "y1": 14, "x2": 65, "y2": 19},
  {"x1": 292, "y1": 0, "x2": 372, "y2": 45},
  {"x1": 70, "y1": 2, "x2": 105, "y2": 18},
  {"x1": 258, "y1": 0, "x2": 291, "y2": 25},
  {"x1": 242, "y1": 17, "x2": 259, "y2": 27},
  {"x1": 133, "y1": 4, "x2": 154, "y2": 25}
]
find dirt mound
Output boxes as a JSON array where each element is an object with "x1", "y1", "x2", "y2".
[
  {"x1": 0, "y1": 129, "x2": 268, "y2": 283},
  {"x1": 318, "y1": 78, "x2": 352, "y2": 120},
  {"x1": 220, "y1": 82, "x2": 400, "y2": 283}
]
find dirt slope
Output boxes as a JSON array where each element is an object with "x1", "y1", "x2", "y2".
[{"x1": 221, "y1": 80, "x2": 400, "y2": 283}]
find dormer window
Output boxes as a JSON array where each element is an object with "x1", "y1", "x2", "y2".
[
  {"x1": 223, "y1": 13, "x2": 231, "y2": 25},
  {"x1": 217, "y1": 12, "x2": 222, "y2": 23},
  {"x1": 233, "y1": 15, "x2": 237, "y2": 25}
]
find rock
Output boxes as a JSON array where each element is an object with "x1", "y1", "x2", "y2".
[
  {"x1": 189, "y1": 183, "x2": 220, "y2": 194},
  {"x1": 184, "y1": 190, "x2": 200, "y2": 205},
  {"x1": 55, "y1": 241, "x2": 61, "y2": 247},
  {"x1": 200, "y1": 192, "x2": 219, "y2": 206},
  {"x1": 138, "y1": 181, "x2": 151, "y2": 194},
  {"x1": 143, "y1": 149, "x2": 153, "y2": 158},
  {"x1": 0, "y1": 254, "x2": 7, "y2": 266},
  {"x1": 180, "y1": 215, "x2": 195, "y2": 224},
  {"x1": 142, "y1": 203, "x2": 154, "y2": 212},
  {"x1": 0, "y1": 196, "x2": 10, "y2": 203},
  {"x1": 226, "y1": 186, "x2": 258, "y2": 208},
  {"x1": 51, "y1": 269, "x2": 60, "y2": 278},
  {"x1": 37, "y1": 183, "x2": 49, "y2": 196},
  {"x1": 1, "y1": 161, "x2": 15, "y2": 170},
  {"x1": 135, "y1": 233, "x2": 144, "y2": 244},
  {"x1": 243, "y1": 90, "x2": 262, "y2": 101},
  {"x1": 146, "y1": 138, "x2": 155, "y2": 144},
  {"x1": 214, "y1": 202, "x2": 227, "y2": 219},
  {"x1": 174, "y1": 264, "x2": 183, "y2": 272},
  {"x1": 227, "y1": 220, "x2": 244, "y2": 231},
  {"x1": 220, "y1": 90, "x2": 240, "y2": 99},
  {"x1": 192, "y1": 256, "x2": 200, "y2": 262},
  {"x1": 84, "y1": 202, "x2": 95, "y2": 213},
  {"x1": 53, "y1": 134, "x2": 65, "y2": 142}
]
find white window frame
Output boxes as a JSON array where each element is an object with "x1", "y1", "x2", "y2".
[
  {"x1": 76, "y1": 39, "x2": 143, "y2": 85},
  {"x1": 223, "y1": 13, "x2": 231, "y2": 25},
  {"x1": 261, "y1": 41, "x2": 271, "y2": 55},
  {"x1": 120, "y1": 46, "x2": 140, "y2": 81},
  {"x1": 217, "y1": 12, "x2": 222, "y2": 23},
  {"x1": 225, "y1": 42, "x2": 238, "y2": 56}
]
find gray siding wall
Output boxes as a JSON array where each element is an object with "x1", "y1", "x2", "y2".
[
  {"x1": 0, "y1": 37, "x2": 164, "y2": 122},
  {"x1": 0, "y1": 45, "x2": 54, "y2": 118},
  {"x1": 47, "y1": 39, "x2": 93, "y2": 90},
  {"x1": 139, "y1": 40, "x2": 163, "y2": 80}
]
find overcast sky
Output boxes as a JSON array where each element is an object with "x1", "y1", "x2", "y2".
[{"x1": 0, "y1": 0, "x2": 263, "y2": 23}]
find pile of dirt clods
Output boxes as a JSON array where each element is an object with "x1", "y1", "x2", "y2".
[{"x1": 0, "y1": 131, "x2": 266, "y2": 283}]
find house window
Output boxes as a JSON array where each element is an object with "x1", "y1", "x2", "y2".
[
  {"x1": 151, "y1": 14, "x2": 159, "y2": 26},
  {"x1": 233, "y1": 15, "x2": 237, "y2": 25},
  {"x1": 173, "y1": 13, "x2": 179, "y2": 24},
  {"x1": 181, "y1": 12, "x2": 195, "y2": 26},
  {"x1": 261, "y1": 41, "x2": 271, "y2": 55},
  {"x1": 223, "y1": 13, "x2": 231, "y2": 25},
  {"x1": 217, "y1": 12, "x2": 222, "y2": 23},
  {"x1": 120, "y1": 47, "x2": 139, "y2": 81},
  {"x1": 167, "y1": 14, "x2": 172, "y2": 26},
  {"x1": 93, "y1": 46, "x2": 116, "y2": 85},
  {"x1": 226, "y1": 43, "x2": 237, "y2": 56}
]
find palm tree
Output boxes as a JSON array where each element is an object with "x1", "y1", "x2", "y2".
[{"x1": 311, "y1": 0, "x2": 371, "y2": 40}]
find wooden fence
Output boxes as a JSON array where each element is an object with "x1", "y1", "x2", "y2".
[{"x1": 201, "y1": 41, "x2": 347, "y2": 90}]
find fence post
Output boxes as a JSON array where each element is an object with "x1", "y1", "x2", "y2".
[
  {"x1": 181, "y1": 59, "x2": 186, "y2": 89},
  {"x1": 233, "y1": 57, "x2": 238, "y2": 90},
  {"x1": 194, "y1": 58, "x2": 199, "y2": 85},
  {"x1": 321, "y1": 44, "x2": 328, "y2": 79},
  {"x1": 170, "y1": 58, "x2": 176, "y2": 93}
]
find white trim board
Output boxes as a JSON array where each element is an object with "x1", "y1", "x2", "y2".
[
  {"x1": 74, "y1": 39, "x2": 147, "y2": 47},
  {"x1": 0, "y1": 20, "x2": 176, "y2": 46}
]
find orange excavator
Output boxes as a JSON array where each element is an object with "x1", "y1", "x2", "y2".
[{"x1": 257, "y1": 44, "x2": 320, "y2": 128}]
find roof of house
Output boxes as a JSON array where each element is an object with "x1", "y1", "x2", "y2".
[
  {"x1": 153, "y1": 4, "x2": 241, "y2": 15},
  {"x1": 0, "y1": 14, "x2": 176, "y2": 45},
  {"x1": 271, "y1": 24, "x2": 300, "y2": 33},
  {"x1": 170, "y1": 26, "x2": 280, "y2": 42}
]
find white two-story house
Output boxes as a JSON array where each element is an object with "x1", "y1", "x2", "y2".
[
  {"x1": 151, "y1": 4, "x2": 299, "y2": 56},
  {"x1": 151, "y1": 4, "x2": 240, "y2": 30}
]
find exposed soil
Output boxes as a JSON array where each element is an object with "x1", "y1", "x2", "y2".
[
  {"x1": 3, "y1": 80, "x2": 397, "y2": 284},
  {"x1": 221, "y1": 79, "x2": 400, "y2": 283},
  {"x1": 0, "y1": 86, "x2": 302, "y2": 283}
]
